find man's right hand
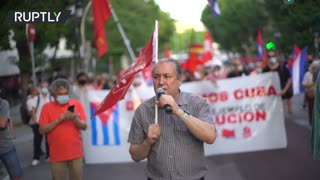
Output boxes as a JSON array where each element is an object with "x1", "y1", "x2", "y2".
[
  {"x1": 59, "y1": 111, "x2": 76, "y2": 122},
  {"x1": 146, "y1": 124, "x2": 161, "y2": 145}
]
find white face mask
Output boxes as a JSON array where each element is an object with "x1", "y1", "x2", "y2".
[
  {"x1": 237, "y1": 66, "x2": 243, "y2": 71},
  {"x1": 56, "y1": 95, "x2": 69, "y2": 105},
  {"x1": 41, "y1": 87, "x2": 49, "y2": 94},
  {"x1": 268, "y1": 57, "x2": 277, "y2": 64},
  {"x1": 214, "y1": 71, "x2": 220, "y2": 77},
  {"x1": 194, "y1": 72, "x2": 201, "y2": 80},
  {"x1": 248, "y1": 63, "x2": 255, "y2": 69}
]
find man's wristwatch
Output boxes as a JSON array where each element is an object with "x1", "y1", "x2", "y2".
[{"x1": 181, "y1": 109, "x2": 190, "y2": 121}]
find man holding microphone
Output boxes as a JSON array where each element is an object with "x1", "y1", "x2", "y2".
[{"x1": 128, "y1": 59, "x2": 217, "y2": 180}]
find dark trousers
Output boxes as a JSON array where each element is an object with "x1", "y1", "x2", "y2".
[
  {"x1": 307, "y1": 96, "x2": 314, "y2": 126},
  {"x1": 30, "y1": 124, "x2": 49, "y2": 159}
]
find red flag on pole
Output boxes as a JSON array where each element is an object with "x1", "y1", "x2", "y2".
[
  {"x1": 92, "y1": 34, "x2": 155, "y2": 117},
  {"x1": 92, "y1": 0, "x2": 111, "y2": 58},
  {"x1": 26, "y1": 23, "x2": 36, "y2": 41},
  {"x1": 202, "y1": 31, "x2": 213, "y2": 64}
]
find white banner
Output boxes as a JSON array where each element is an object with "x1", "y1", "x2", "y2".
[{"x1": 82, "y1": 73, "x2": 287, "y2": 164}]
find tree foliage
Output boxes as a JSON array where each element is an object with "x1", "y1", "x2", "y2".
[
  {"x1": 0, "y1": 0, "x2": 175, "y2": 75},
  {"x1": 0, "y1": 0, "x2": 75, "y2": 73},
  {"x1": 201, "y1": 0, "x2": 267, "y2": 56},
  {"x1": 264, "y1": 0, "x2": 320, "y2": 54},
  {"x1": 75, "y1": 0, "x2": 175, "y2": 72},
  {"x1": 201, "y1": 0, "x2": 320, "y2": 56},
  {"x1": 169, "y1": 30, "x2": 205, "y2": 54}
]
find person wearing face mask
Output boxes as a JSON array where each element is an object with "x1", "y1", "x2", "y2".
[
  {"x1": 250, "y1": 62, "x2": 263, "y2": 75},
  {"x1": 39, "y1": 78, "x2": 87, "y2": 180},
  {"x1": 27, "y1": 82, "x2": 53, "y2": 166},
  {"x1": 34, "y1": 81, "x2": 52, "y2": 163},
  {"x1": 263, "y1": 50, "x2": 293, "y2": 116},
  {"x1": 207, "y1": 61, "x2": 227, "y2": 81},
  {"x1": 26, "y1": 85, "x2": 44, "y2": 166},
  {"x1": 71, "y1": 72, "x2": 92, "y2": 119},
  {"x1": 302, "y1": 53, "x2": 315, "y2": 109},
  {"x1": 194, "y1": 65, "x2": 207, "y2": 81},
  {"x1": 71, "y1": 72, "x2": 91, "y2": 100},
  {"x1": 227, "y1": 59, "x2": 247, "y2": 78}
]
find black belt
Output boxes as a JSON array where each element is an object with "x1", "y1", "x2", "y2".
[{"x1": 147, "y1": 177, "x2": 204, "y2": 180}]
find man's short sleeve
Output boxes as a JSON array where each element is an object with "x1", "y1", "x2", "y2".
[
  {"x1": 39, "y1": 103, "x2": 49, "y2": 125},
  {"x1": 127, "y1": 107, "x2": 146, "y2": 144},
  {"x1": 0, "y1": 99, "x2": 9, "y2": 118},
  {"x1": 26, "y1": 97, "x2": 36, "y2": 111},
  {"x1": 193, "y1": 96, "x2": 214, "y2": 125},
  {"x1": 75, "y1": 100, "x2": 86, "y2": 121}
]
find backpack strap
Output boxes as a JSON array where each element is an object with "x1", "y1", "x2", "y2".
[{"x1": 35, "y1": 94, "x2": 40, "y2": 112}]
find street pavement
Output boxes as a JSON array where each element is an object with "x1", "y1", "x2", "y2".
[{"x1": 7, "y1": 94, "x2": 320, "y2": 180}]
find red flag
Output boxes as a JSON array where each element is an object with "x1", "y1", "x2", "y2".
[
  {"x1": 182, "y1": 44, "x2": 204, "y2": 73},
  {"x1": 92, "y1": 0, "x2": 111, "y2": 58},
  {"x1": 93, "y1": 34, "x2": 155, "y2": 116},
  {"x1": 26, "y1": 23, "x2": 36, "y2": 41},
  {"x1": 142, "y1": 65, "x2": 152, "y2": 82},
  {"x1": 202, "y1": 31, "x2": 213, "y2": 63}
]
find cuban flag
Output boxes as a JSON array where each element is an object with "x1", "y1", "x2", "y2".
[
  {"x1": 208, "y1": 0, "x2": 221, "y2": 18},
  {"x1": 90, "y1": 102, "x2": 120, "y2": 146},
  {"x1": 256, "y1": 28, "x2": 263, "y2": 60},
  {"x1": 288, "y1": 46, "x2": 308, "y2": 95}
]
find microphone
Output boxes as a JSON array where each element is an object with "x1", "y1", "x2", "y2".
[{"x1": 156, "y1": 88, "x2": 172, "y2": 114}]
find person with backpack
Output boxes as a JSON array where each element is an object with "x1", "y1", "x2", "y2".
[
  {"x1": 27, "y1": 82, "x2": 52, "y2": 166},
  {"x1": 263, "y1": 50, "x2": 293, "y2": 117}
]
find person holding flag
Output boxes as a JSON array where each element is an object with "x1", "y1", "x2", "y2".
[{"x1": 127, "y1": 59, "x2": 217, "y2": 180}]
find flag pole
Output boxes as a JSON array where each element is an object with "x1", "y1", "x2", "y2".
[
  {"x1": 154, "y1": 20, "x2": 159, "y2": 124},
  {"x1": 80, "y1": 0, "x2": 92, "y2": 73},
  {"x1": 26, "y1": 24, "x2": 36, "y2": 84},
  {"x1": 107, "y1": 1, "x2": 136, "y2": 62},
  {"x1": 30, "y1": 41, "x2": 36, "y2": 84}
]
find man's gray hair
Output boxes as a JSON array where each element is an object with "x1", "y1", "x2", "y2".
[
  {"x1": 49, "y1": 78, "x2": 71, "y2": 94},
  {"x1": 153, "y1": 58, "x2": 182, "y2": 78}
]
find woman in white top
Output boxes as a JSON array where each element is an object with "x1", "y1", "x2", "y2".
[{"x1": 302, "y1": 61, "x2": 320, "y2": 125}]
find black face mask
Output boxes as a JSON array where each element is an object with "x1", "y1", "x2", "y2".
[{"x1": 78, "y1": 79, "x2": 87, "y2": 85}]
